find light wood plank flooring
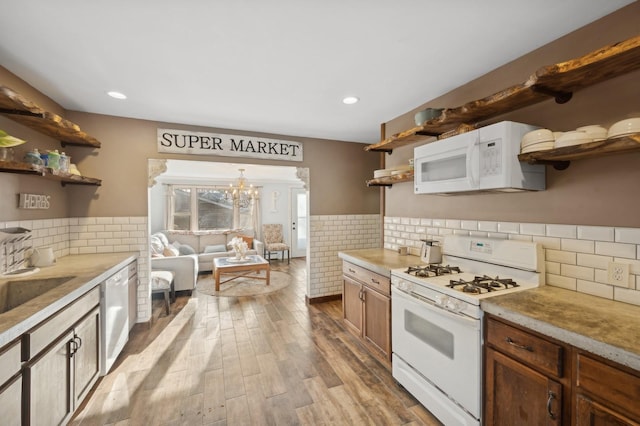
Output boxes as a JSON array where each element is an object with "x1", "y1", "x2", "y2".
[{"x1": 71, "y1": 259, "x2": 442, "y2": 425}]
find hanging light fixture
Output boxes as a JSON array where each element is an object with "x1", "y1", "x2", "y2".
[{"x1": 225, "y1": 168, "x2": 258, "y2": 208}]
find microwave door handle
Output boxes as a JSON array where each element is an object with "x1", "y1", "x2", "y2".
[{"x1": 465, "y1": 138, "x2": 479, "y2": 188}]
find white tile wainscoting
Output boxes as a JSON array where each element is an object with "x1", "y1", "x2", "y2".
[
  {"x1": 384, "y1": 217, "x2": 640, "y2": 307},
  {"x1": 0, "y1": 217, "x2": 151, "y2": 322},
  {"x1": 309, "y1": 214, "x2": 381, "y2": 299}
]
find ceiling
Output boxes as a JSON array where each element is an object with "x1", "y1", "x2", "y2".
[{"x1": 0, "y1": 1, "x2": 633, "y2": 144}]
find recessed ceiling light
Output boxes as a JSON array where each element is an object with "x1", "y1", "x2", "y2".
[
  {"x1": 107, "y1": 91, "x2": 127, "y2": 100},
  {"x1": 342, "y1": 96, "x2": 359, "y2": 105}
]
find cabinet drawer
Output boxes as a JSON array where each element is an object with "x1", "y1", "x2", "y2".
[
  {"x1": 23, "y1": 286, "x2": 100, "y2": 360},
  {"x1": 486, "y1": 318, "x2": 564, "y2": 378},
  {"x1": 0, "y1": 340, "x2": 21, "y2": 385},
  {"x1": 576, "y1": 352, "x2": 640, "y2": 420},
  {"x1": 343, "y1": 262, "x2": 390, "y2": 295}
]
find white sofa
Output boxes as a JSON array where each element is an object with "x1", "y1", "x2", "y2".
[{"x1": 150, "y1": 229, "x2": 263, "y2": 291}]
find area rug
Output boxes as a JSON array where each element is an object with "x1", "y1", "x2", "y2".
[{"x1": 196, "y1": 270, "x2": 290, "y2": 297}]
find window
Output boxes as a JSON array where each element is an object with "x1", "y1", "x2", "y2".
[{"x1": 168, "y1": 185, "x2": 258, "y2": 231}]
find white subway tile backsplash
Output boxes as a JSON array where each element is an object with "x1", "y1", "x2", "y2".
[
  {"x1": 577, "y1": 225, "x2": 614, "y2": 242},
  {"x1": 546, "y1": 273, "x2": 576, "y2": 290},
  {"x1": 546, "y1": 224, "x2": 577, "y2": 239},
  {"x1": 532, "y1": 236, "x2": 561, "y2": 250},
  {"x1": 478, "y1": 221, "x2": 498, "y2": 232},
  {"x1": 614, "y1": 287, "x2": 640, "y2": 306},
  {"x1": 615, "y1": 228, "x2": 640, "y2": 245},
  {"x1": 432, "y1": 219, "x2": 445, "y2": 227},
  {"x1": 561, "y1": 239, "x2": 595, "y2": 254},
  {"x1": 577, "y1": 280, "x2": 613, "y2": 299},
  {"x1": 546, "y1": 249, "x2": 576, "y2": 264},
  {"x1": 460, "y1": 220, "x2": 478, "y2": 230},
  {"x1": 520, "y1": 223, "x2": 546, "y2": 236},
  {"x1": 577, "y1": 253, "x2": 612, "y2": 270},
  {"x1": 545, "y1": 261, "x2": 560, "y2": 275},
  {"x1": 498, "y1": 222, "x2": 519, "y2": 234},
  {"x1": 445, "y1": 219, "x2": 460, "y2": 229},
  {"x1": 561, "y1": 264, "x2": 594, "y2": 281},
  {"x1": 595, "y1": 241, "x2": 636, "y2": 259}
]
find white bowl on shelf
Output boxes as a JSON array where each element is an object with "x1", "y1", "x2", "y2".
[
  {"x1": 554, "y1": 131, "x2": 592, "y2": 148},
  {"x1": 520, "y1": 141, "x2": 555, "y2": 154},
  {"x1": 576, "y1": 125, "x2": 607, "y2": 141},
  {"x1": 607, "y1": 117, "x2": 640, "y2": 138},
  {"x1": 521, "y1": 129, "x2": 554, "y2": 147}
]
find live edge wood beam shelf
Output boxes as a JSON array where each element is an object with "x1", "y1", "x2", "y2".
[
  {"x1": 0, "y1": 86, "x2": 102, "y2": 148},
  {"x1": 0, "y1": 160, "x2": 102, "y2": 186},
  {"x1": 366, "y1": 35, "x2": 640, "y2": 153}
]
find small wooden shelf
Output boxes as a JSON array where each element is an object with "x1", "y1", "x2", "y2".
[
  {"x1": 0, "y1": 86, "x2": 101, "y2": 148},
  {"x1": 518, "y1": 133, "x2": 640, "y2": 169},
  {"x1": 367, "y1": 170, "x2": 414, "y2": 187},
  {"x1": 0, "y1": 160, "x2": 102, "y2": 186},
  {"x1": 366, "y1": 35, "x2": 640, "y2": 153}
]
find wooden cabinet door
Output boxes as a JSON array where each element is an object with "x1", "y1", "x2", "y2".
[
  {"x1": 576, "y1": 393, "x2": 639, "y2": 426},
  {"x1": 342, "y1": 276, "x2": 363, "y2": 334},
  {"x1": 485, "y1": 347, "x2": 562, "y2": 426},
  {"x1": 0, "y1": 375, "x2": 22, "y2": 426},
  {"x1": 362, "y1": 287, "x2": 390, "y2": 359},
  {"x1": 27, "y1": 330, "x2": 74, "y2": 426},
  {"x1": 73, "y1": 308, "x2": 101, "y2": 409}
]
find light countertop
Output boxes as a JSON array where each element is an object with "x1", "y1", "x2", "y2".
[
  {"x1": 338, "y1": 248, "x2": 422, "y2": 276},
  {"x1": 0, "y1": 252, "x2": 137, "y2": 347},
  {"x1": 482, "y1": 286, "x2": 640, "y2": 371}
]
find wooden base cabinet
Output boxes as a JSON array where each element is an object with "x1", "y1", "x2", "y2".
[
  {"x1": 485, "y1": 314, "x2": 640, "y2": 425},
  {"x1": 484, "y1": 316, "x2": 570, "y2": 426},
  {"x1": 342, "y1": 261, "x2": 391, "y2": 366}
]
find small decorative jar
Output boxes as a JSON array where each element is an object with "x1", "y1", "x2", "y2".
[
  {"x1": 47, "y1": 150, "x2": 61, "y2": 170},
  {"x1": 24, "y1": 148, "x2": 44, "y2": 168}
]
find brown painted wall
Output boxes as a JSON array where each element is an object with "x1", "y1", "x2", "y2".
[
  {"x1": 384, "y1": 3, "x2": 640, "y2": 227},
  {"x1": 0, "y1": 63, "x2": 380, "y2": 221}
]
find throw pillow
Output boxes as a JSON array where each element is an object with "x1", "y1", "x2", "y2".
[
  {"x1": 204, "y1": 244, "x2": 227, "y2": 253},
  {"x1": 149, "y1": 235, "x2": 165, "y2": 256},
  {"x1": 240, "y1": 235, "x2": 254, "y2": 249},
  {"x1": 163, "y1": 245, "x2": 179, "y2": 257},
  {"x1": 178, "y1": 244, "x2": 196, "y2": 255}
]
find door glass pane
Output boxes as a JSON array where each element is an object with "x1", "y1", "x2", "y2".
[
  {"x1": 197, "y1": 188, "x2": 232, "y2": 230},
  {"x1": 405, "y1": 310, "x2": 454, "y2": 359},
  {"x1": 296, "y1": 193, "x2": 307, "y2": 249},
  {"x1": 173, "y1": 188, "x2": 191, "y2": 230}
]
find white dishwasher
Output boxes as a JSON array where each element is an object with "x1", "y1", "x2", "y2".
[{"x1": 100, "y1": 265, "x2": 130, "y2": 375}]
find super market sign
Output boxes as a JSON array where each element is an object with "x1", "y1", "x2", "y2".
[{"x1": 157, "y1": 128, "x2": 303, "y2": 162}]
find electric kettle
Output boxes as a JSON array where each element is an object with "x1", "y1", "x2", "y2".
[
  {"x1": 420, "y1": 240, "x2": 442, "y2": 264},
  {"x1": 30, "y1": 247, "x2": 56, "y2": 267}
]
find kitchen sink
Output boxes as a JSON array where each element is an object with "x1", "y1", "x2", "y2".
[{"x1": 0, "y1": 276, "x2": 75, "y2": 314}]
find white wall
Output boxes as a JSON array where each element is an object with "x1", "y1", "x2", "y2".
[{"x1": 259, "y1": 182, "x2": 304, "y2": 247}]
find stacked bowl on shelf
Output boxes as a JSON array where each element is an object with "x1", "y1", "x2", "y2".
[
  {"x1": 520, "y1": 117, "x2": 640, "y2": 154},
  {"x1": 373, "y1": 163, "x2": 413, "y2": 180}
]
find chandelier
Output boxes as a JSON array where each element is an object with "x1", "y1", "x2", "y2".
[{"x1": 225, "y1": 168, "x2": 258, "y2": 208}]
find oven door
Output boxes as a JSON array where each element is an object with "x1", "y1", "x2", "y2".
[{"x1": 392, "y1": 287, "x2": 481, "y2": 420}]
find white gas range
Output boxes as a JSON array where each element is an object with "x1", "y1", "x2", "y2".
[{"x1": 391, "y1": 235, "x2": 544, "y2": 426}]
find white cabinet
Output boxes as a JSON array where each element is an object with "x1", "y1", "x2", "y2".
[
  {"x1": 0, "y1": 340, "x2": 22, "y2": 426},
  {"x1": 24, "y1": 287, "x2": 101, "y2": 426},
  {"x1": 127, "y1": 261, "x2": 138, "y2": 330}
]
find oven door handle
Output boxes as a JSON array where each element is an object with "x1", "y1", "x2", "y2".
[{"x1": 392, "y1": 287, "x2": 478, "y2": 327}]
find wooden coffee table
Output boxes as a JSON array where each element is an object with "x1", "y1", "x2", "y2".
[{"x1": 213, "y1": 255, "x2": 270, "y2": 291}]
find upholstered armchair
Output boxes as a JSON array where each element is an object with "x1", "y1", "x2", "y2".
[{"x1": 261, "y1": 224, "x2": 290, "y2": 263}]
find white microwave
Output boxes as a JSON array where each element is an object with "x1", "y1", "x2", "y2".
[{"x1": 414, "y1": 121, "x2": 546, "y2": 195}]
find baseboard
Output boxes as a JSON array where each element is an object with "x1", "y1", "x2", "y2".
[{"x1": 306, "y1": 294, "x2": 342, "y2": 304}]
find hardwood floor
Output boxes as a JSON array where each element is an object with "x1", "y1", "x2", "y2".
[{"x1": 70, "y1": 259, "x2": 442, "y2": 425}]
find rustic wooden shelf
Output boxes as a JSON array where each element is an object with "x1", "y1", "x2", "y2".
[
  {"x1": 518, "y1": 133, "x2": 640, "y2": 170},
  {"x1": 367, "y1": 170, "x2": 414, "y2": 187},
  {"x1": 366, "y1": 35, "x2": 640, "y2": 153},
  {"x1": 0, "y1": 86, "x2": 102, "y2": 148},
  {"x1": 0, "y1": 160, "x2": 102, "y2": 186}
]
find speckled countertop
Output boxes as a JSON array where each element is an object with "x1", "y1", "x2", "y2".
[
  {"x1": 482, "y1": 286, "x2": 640, "y2": 371},
  {"x1": 0, "y1": 252, "x2": 136, "y2": 348},
  {"x1": 338, "y1": 248, "x2": 422, "y2": 276}
]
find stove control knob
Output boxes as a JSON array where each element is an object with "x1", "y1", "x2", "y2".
[
  {"x1": 434, "y1": 295, "x2": 448, "y2": 306},
  {"x1": 446, "y1": 299, "x2": 463, "y2": 312}
]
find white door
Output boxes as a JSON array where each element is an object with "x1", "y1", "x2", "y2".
[{"x1": 290, "y1": 188, "x2": 307, "y2": 258}]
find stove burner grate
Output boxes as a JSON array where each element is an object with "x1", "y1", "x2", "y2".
[
  {"x1": 448, "y1": 275, "x2": 519, "y2": 294},
  {"x1": 406, "y1": 264, "x2": 461, "y2": 278}
]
